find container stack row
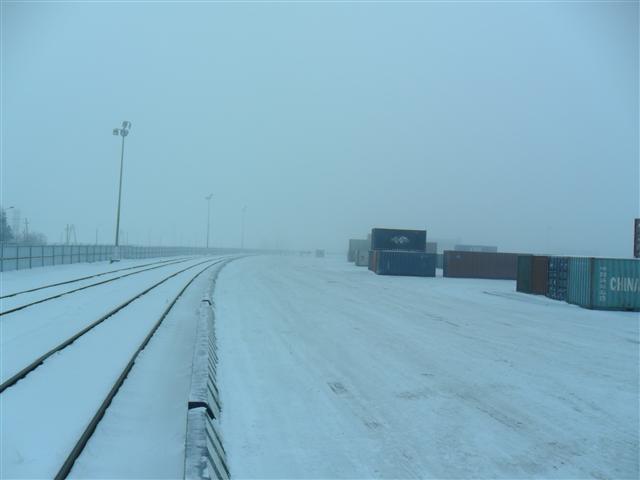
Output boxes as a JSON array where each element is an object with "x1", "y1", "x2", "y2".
[
  {"x1": 517, "y1": 255, "x2": 640, "y2": 311},
  {"x1": 368, "y1": 228, "x2": 436, "y2": 277}
]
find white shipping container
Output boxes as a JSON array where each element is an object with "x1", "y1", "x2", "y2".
[{"x1": 355, "y1": 249, "x2": 369, "y2": 267}]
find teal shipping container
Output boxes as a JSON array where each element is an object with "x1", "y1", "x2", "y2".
[
  {"x1": 516, "y1": 255, "x2": 549, "y2": 295},
  {"x1": 567, "y1": 257, "x2": 640, "y2": 311}
]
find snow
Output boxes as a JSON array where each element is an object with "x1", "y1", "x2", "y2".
[
  {"x1": 1, "y1": 257, "x2": 220, "y2": 383},
  {"x1": 0, "y1": 257, "x2": 227, "y2": 478},
  {"x1": 0, "y1": 256, "x2": 193, "y2": 297},
  {"x1": 69, "y1": 267, "x2": 224, "y2": 479},
  {"x1": 216, "y1": 255, "x2": 639, "y2": 479}
]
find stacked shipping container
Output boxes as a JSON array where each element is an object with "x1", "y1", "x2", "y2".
[{"x1": 368, "y1": 228, "x2": 435, "y2": 277}]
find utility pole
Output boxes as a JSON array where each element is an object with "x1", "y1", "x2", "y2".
[
  {"x1": 23, "y1": 218, "x2": 29, "y2": 242},
  {"x1": 241, "y1": 205, "x2": 247, "y2": 249},
  {"x1": 111, "y1": 121, "x2": 132, "y2": 262},
  {"x1": 205, "y1": 193, "x2": 213, "y2": 249}
]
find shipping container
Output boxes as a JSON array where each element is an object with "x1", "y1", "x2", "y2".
[
  {"x1": 425, "y1": 241, "x2": 437, "y2": 254},
  {"x1": 516, "y1": 255, "x2": 549, "y2": 295},
  {"x1": 436, "y1": 253, "x2": 443, "y2": 270},
  {"x1": 371, "y1": 250, "x2": 436, "y2": 277},
  {"x1": 443, "y1": 251, "x2": 519, "y2": 280},
  {"x1": 370, "y1": 228, "x2": 426, "y2": 252},
  {"x1": 354, "y1": 249, "x2": 369, "y2": 267},
  {"x1": 348, "y1": 239, "x2": 370, "y2": 262},
  {"x1": 368, "y1": 250, "x2": 378, "y2": 272},
  {"x1": 454, "y1": 244, "x2": 498, "y2": 253},
  {"x1": 567, "y1": 257, "x2": 640, "y2": 311},
  {"x1": 547, "y1": 256, "x2": 569, "y2": 301}
]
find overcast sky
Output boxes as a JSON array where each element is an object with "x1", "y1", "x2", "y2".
[{"x1": 2, "y1": 1, "x2": 638, "y2": 256}]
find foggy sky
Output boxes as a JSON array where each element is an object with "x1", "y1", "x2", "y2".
[{"x1": 2, "y1": 1, "x2": 638, "y2": 256}]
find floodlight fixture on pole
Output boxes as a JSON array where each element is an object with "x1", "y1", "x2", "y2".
[{"x1": 111, "y1": 120, "x2": 132, "y2": 262}]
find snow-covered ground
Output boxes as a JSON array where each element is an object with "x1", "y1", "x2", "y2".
[
  {"x1": 0, "y1": 256, "x2": 193, "y2": 297},
  {"x1": 0, "y1": 256, "x2": 230, "y2": 478},
  {"x1": 216, "y1": 255, "x2": 639, "y2": 479},
  {"x1": 1, "y1": 256, "x2": 219, "y2": 383}
]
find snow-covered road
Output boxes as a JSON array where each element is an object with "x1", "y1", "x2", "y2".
[{"x1": 216, "y1": 255, "x2": 639, "y2": 479}]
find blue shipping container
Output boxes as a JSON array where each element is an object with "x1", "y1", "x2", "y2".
[
  {"x1": 372, "y1": 251, "x2": 436, "y2": 277},
  {"x1": 567, "y1": 257, "x2": 640, "y2": 311},
  {"x1": 547, "y1": 256, "x2": 569, "y2": 301}
]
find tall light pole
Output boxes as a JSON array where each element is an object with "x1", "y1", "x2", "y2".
[
  {"x1": 205, "y1": 193, "x2": 213, "y2": 249},
  {"x1": 112, "y1": 121, "x2": 131, "y2": 261},
  {"x1": 241, "y1": 205, "x2": 247, "y2": 249}
]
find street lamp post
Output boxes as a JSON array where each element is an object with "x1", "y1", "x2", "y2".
[
  {"x1": 205, "y1": 193, "x2": 213, "y2": 250},
  {"x1": 111, "y1": 121, "x2": 131, "y2": 262}
]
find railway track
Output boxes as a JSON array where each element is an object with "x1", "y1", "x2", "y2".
[
  {"x1": 1, "y1": 255, "x2": 237, "y2": 479},
  {"x1": 0, "y1": 256, "x2": 208, "y2": 316},
  {"x1": 0, "y1": 257, "x2": 229, "y2": 392},
  {"x1": 0, "y1": 256, "x2": 193, "y2": 300}
]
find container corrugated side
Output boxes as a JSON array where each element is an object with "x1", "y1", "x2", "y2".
[
  {"x1": 516, "y1": 255, "x2": 533, "y2": 293},
  {"x1": 531, "y1": 256, "x2": 549, "y2": 294},
  {"x1": 567, "y1": 257, "x2": 640, "y2": 310},
  {"x1": 547, "y1": 256, "x2": 569, "y2": 301},
  {"x1": 368, "y1": 250, "x2": 377, "y2": 272},
  {"x1": 370, "y1": 228, "x2": 426, "y2": 252},
  {"x1": 567, "y1": 258, "x2": 591, "y2": 307},
  {"x1": 443, "y1": 251, "x2": 519, "y2": 280},
  {"x1": 372, "y1": 251, "x2": 436, "y2": 277}
]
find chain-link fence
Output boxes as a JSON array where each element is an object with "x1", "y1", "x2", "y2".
[{"x1": 0, "y1": 244, "x2": 249, "y2": 272}]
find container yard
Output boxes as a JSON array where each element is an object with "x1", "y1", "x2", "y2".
[
  {"x1": 348, "y1": 228, "x2": 640, "y2": 312},
  {"x1": 216, "y1": 255, "x2": 639, "y2": 479}
]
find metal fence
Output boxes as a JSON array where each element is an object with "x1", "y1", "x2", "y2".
[{"x1": 0, "y1": 244, "x2": 250, "y2": 272}]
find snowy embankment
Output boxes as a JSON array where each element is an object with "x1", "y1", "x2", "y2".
[{"x1": 216, "y1": 255, "x2": 639, "y2": 479}]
